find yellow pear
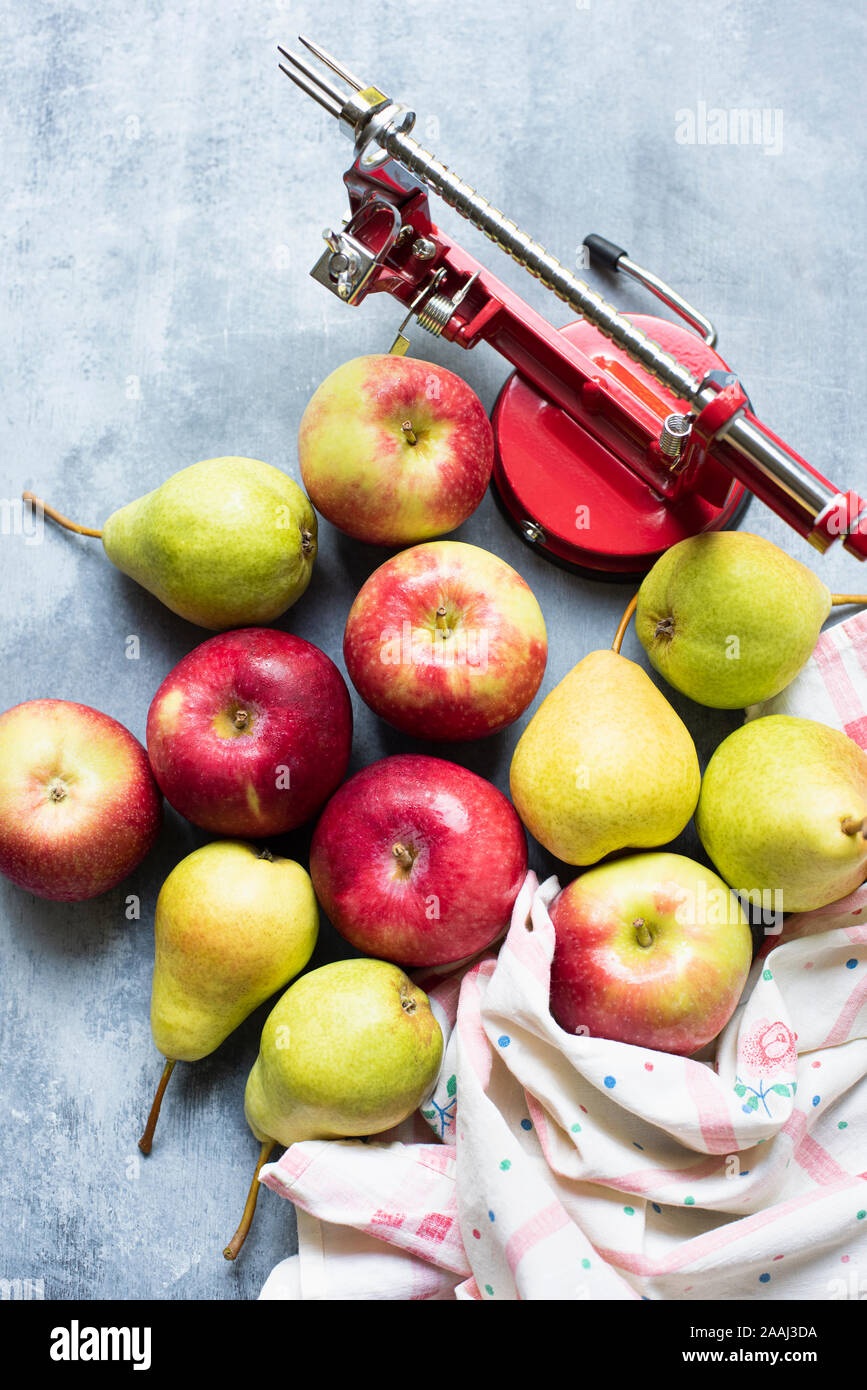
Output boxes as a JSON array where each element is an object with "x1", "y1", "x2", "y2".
[
  {"x1": 138, "y1": 840, "x2": 318, "y2": 1154},
  {"x1": 510, "y1": 650, "x2": 700, "y2": 865}
]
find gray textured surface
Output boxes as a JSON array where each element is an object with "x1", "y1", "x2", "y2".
[{"x1": 1, "y1": 0, "x2": 865, "y2": 1300}]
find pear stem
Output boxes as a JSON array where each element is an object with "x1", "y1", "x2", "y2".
[
  {"x1": 223, "y1": 1139, "x2": 276, "y2": 1261},
  {"x1": 401, "y1": 420, "x2": 418, "y2": 445},
  {"x1": 842, "y1": 816, "x2": 866, "y2": 837},
  {"x1": 21, "y1": 491, "x2": 103, "y2": 538},
  {"x1": 606, "y1": 592, "x2": 865, "y2": 657},
  {"x1": 138, "y1": 1059, "x2": 176, "y2": 1155},
  {"x1": 612, "y1": 594, "x2": 639, "y2": 655}
]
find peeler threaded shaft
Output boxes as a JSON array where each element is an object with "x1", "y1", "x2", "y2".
[{"x1": 385, "y1": 128, "x2": 702, "y2": 402}]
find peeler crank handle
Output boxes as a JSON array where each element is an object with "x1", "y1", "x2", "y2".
[{"x1": 582, "y1": 233, "x2": 717, "y2": 347}]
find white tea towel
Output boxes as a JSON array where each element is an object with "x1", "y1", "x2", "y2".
[{"x1": 746, "y1": 608, "x2": 867, "y2": 742}]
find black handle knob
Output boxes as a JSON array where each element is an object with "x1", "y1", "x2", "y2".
[{"x1": 583, "y1": 234, "x2": 627, "y2": 272}]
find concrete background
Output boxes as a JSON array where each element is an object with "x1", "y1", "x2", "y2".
[{"x1": 1, "y1": 0, "x2": 864, "y2": 1300}]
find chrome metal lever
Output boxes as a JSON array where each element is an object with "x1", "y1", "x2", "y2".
[{"x1": 583, "y1": 234, "x2": 717, "y2": 347}]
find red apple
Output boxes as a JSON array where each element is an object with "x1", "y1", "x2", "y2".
[
  {"x1": 549, "y1": 853, "x2": 753, "y2": 1056},
  {"x1": 146, "y1": 628, "x2": 352, "y2": 837},
  {"x1": 343, "y1": 540, "x2": 547, "y2": 741},
  {"x1": 298, "y1": 354, "x2": 494, "y2": 545},
  {"x1": 310, "y1": 754, "x2": 527, "y2": 967},
  {"x1": 0, "y1": 699, "x2": 162, "y2": 900}
]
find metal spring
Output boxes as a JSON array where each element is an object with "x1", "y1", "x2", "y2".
[
  {"x1": 415, "y1": 293, "x2": 454, "y2": 336},
  {"x1": 659, "y1": 413, "x2": 692, "y2": 458}
]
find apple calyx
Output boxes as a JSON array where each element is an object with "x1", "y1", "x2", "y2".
[
  {"x1": 633, "y1": 917, "x2": 654, "y2": 948},
  {"x1": 842, "y1": 816, "x2": 867, "y2": 838},
  {"x1": 47, "y1": 779, "x2": 68, "y2": 804},
  {"x1": 258, "y1": 847, "x2": 274, "y2": 862},
  {"x1": 401, "y1": 420, "x2": 418, "y2": 446}
]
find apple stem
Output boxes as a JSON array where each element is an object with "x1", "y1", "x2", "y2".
[
  {"x1": 634, "y1": 917, "x2": 653, "y2": 948},
  {"x1": 300, "y1": 528, "x2": 313, "y2": 554},
  {"x1": 831, "y1": 594, "x2": 867, "y2": 606},
  {"x1": 435, "y1": 605, "x2": 450, "y2": 634},
  {"x1": 21, "y1": 491, "x2": 103, "y2": 539},
  {"x1": 842, "y1": 816, "x2": 866, "y2": 837},
  {"x1": 392, "y1": 842, "x2": 415, "y2": 870},
  {"x1": 223, "y1": 1139, "x2": 275, "y2": 1261},
  {"x1": 138, "y1": 1059, "x2": 176, "y2": 1155},
  {"x1": 611, "y1": 594, "x2": 639, "y2": 655},
  {"x1": 401, "y1": 420, "x2": 418, "y2": 445}
]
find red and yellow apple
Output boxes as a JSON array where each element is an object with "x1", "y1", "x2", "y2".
[
  {"x1": 343, "y1": 540, "x2": 547, "y2": 741},
  {"x1": 310, "y1": 754, "x2": 527, "y2": 967},
  {"x1": 146, "y1": 628, "x2": 352, "y2": 837},
  {"x1": 298, "y1": 354, "x2": 494, "y2": 545},
  {"x1": 0, "y1": 699, "x2": 162, "y2": 900},
  {"x1": 549, "y1": 852, "x2": 753, "y2": 1056}
]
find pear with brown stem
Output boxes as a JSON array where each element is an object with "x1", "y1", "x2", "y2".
[
  {"x1": 224, "y1": 959, "x2": 443, "y2": 1260},
  {"x1": 24, "y1": 456, "x2": 317, "y2": 631},
  {"x1": 635, "y1": 531, "x2": 866, "y2": 709},
  {"x1": 138, "y1": 841, "x2": 318, "y2": 1155}
]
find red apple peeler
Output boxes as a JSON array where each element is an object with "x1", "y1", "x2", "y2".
[{"x1": 279, "y1": 37, "x2": 867, "y2": 576}]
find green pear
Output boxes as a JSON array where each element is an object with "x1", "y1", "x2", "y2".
[
  {"x1": 139, "y1": 840, "x2": 318, "y2": 1154},
  {"x1": 509, "y1": 649, "x2": 701, "y2": 865},
  {"x1": 224, "y1": 958, "x2": 443, "y2": 1259},
  {"x1": 635, "y1": 531, "x2": 831, "y2": 709},
  {"x1": 697, "y1": 715, "x2": 867, "y2": 912},
  {"x1": 101, "y1": 456, "x2": 317, "y2": 629},
  {"x1": 244, "y1": 959, "x2": 442, "y2": 1146}
]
